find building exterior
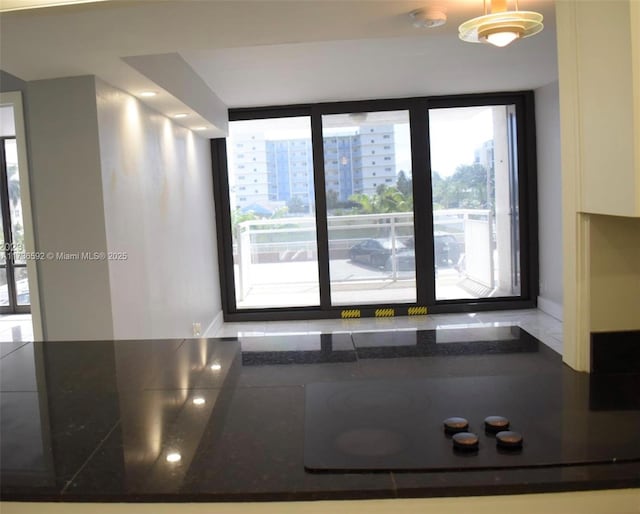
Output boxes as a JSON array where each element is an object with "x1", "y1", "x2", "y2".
[
  {"x1": 474, "y1": 139, "x2": 494, "y2": 171},
  {"x1": 231, "y1": 125, "x2": 396, "y2": 213}
]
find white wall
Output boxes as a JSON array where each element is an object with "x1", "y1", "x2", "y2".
[
  {"x1": 26, "y1": 76, "x2": 114, "y2": 341},
  {"x1": 535, "y1": 81, "x2": 563, "y2": 320},
  {"x1": 95, "y1": 79, "x2": 221, "y2": 339}
]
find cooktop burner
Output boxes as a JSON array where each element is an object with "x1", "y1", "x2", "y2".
[{"x1": 304, "y1": 375, "x2": 640, "y2": 472}]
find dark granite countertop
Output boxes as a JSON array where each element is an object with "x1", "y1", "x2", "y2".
[{"x1": 1, "y1": 327, "x2": 639, "y2": 502}]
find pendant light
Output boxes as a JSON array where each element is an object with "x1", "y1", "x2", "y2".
[{"x1": 458, "y1": 0, "x2": 543, "y2": 48}]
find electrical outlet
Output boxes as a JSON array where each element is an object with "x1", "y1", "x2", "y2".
[{"x1": 192, "y1": 322, "x2": 202, "y2": 337}]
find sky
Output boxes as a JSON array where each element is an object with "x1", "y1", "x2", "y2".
[{"x1": 428, "y1": 106, "x2": 495, "y2": 178}]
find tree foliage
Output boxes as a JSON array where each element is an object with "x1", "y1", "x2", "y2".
[
  {"x1": 347, "y1": 172, "x2": 414, "y2": 214},
  {"x1": 431, "y1": 163, "x2": 492, "y2": 210},
  {"x1": 344, "y1": 163, "x2": 493, "y2": 215}
]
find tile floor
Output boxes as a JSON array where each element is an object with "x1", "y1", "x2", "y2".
[
  {"x1": 0, "y1": 314, "x2": 32, "y2": 342},
  {"x1": 0, "y1": 309, "x2": 563, "y2": 356},
  {"x1": 214, "y1": 308, "x2": 563, "y2": 355}
]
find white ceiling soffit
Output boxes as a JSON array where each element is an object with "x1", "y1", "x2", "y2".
[
  {"x1": 0, "y1": 1, "x2": 558, "y2": 110},
  {"x1": 182, "y1": 29, "x2": 558, "y2": 108},
  {"x1": 0, "y1": 0, "x2": 107, "y2": 12},
  {"x1": 123, "y1": 53, "x2": 228, "y2": 137}
]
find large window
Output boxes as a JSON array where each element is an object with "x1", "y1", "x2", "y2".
[
  {"x1": 225, "y1": 117, "x2": 320, "y2": 309},
  {"x1": 322, "y1": 110, "x2": 416, "y2": 306},
  {"x1": 212, "y1": 93, "x2": 537, "y2": 320},
  {"x1": 0, "y1": 135, "x2": 30, "y2": 313},
  {"x1": 428, "y1": 105, "x2": 521, "y2": 301}
]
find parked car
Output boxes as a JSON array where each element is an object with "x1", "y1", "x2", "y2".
[
  {"x1": 383, "y1": 248, "x2": 416, "y2": 272},
  {"x1": 434, "y1": 232, "x2": 461, "y2": 267},
  {"x1": 389, "y1": 232, "x2": 461, "y2": 269},
  {"x1": 349, "y1": 239, "x2": 406, "y2": 269}
]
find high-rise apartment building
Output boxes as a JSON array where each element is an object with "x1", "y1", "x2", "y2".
[
  {"x1": 231, "y1": 125, "x2": 396, "y2": 213},
  {"x1": 474, "y1": 139, "x2": 494, "y2": 171}
]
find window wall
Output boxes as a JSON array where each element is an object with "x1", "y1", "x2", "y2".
[
  {"x1": 212, "y1": 93, "x2": 537, "y2": 320},
  {"x1": 225, "y1": 117, "x2": 320, "y2": 309}
]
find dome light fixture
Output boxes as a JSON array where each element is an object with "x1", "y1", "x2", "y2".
[
  {"x1": 409, "y1": 8, "x2": 447, "y2": 29},
  {"x1": 458, "y1": 0, "x2": 543, "y2": 48}
]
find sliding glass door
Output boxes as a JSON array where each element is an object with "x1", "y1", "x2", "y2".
[
  {"x1": 213, "y1": 92, "x2": 537, "y2": 319},
  {"x1": 428, "y1": 105, "x2": 521, "y2": 301},
  {"x1": 321, "y1": 110, "x2": 416, "y2": 306},
  {"x1": 225, "y1": 117, "x2": 320, "y2": 309},
  {"x1": 0, "y1": 137, "x2": 30, "y2": 313}
]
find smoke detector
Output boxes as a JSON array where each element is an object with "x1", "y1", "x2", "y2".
[{"x1": 410, "y1": 8, "x2": 447, "y2": 29}]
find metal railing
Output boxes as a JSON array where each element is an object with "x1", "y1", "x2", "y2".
[{"x1": 234, "y1": 209, "x2": 493, "y2": 300}]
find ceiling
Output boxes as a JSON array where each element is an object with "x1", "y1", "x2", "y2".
[{"x1": 0, "y1": 0, "x2": 558, "y2": 135}]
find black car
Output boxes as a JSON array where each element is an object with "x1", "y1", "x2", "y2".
[
  {"x1": 349, "y1": 239, "x2": 406, "y2": 269},
  {"x1": 434, "y1": 232, "x2": 461, "y2": 267},
  {"x1": 389, "y1": 232, "x2": 461, "y2": 269},
  {"x1": 383, "y1": 248, "x2": 416, "y2": 272}
]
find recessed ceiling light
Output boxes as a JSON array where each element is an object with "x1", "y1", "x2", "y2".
[
  {"x1": 139, "y1": 91, "x2": 157, "y2": 98},
  {"x1": 210, "y1": 362, "x2": 222, "y2": 371},
  {"x1": 173, "y1": 113, "x2": 188, "y2": 119},
  {"x1": 193, "y1": 126, "x2": 208, "y2": 131},
  {"x1": 166, "y1": 452, "x2": 182, "y2": 463},
  {"x1": 192, "y1": 397, "x2": 206, "y2": 406},
  {"x1": 0, "y1": 0, "x2": 107, "y2": 12}
]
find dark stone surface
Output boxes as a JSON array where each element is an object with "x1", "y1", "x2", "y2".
[
  {"x1": 240, "y1": 333, "x2": 356, "y2": 366},
  {"x1": 591, "y1": 330, "x2": 640, "y2": 374},
  {"x1": 0, "y1": 328, "x2": 638, "y2": 502}
]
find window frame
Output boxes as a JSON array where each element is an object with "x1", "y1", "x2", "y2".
[{"x1": 211, "y1": 92, "x2": 538, "y2": 321}]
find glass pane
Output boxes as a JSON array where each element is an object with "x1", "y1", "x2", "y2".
[
  {"x1": 322, "y1": 111, "x2": 416, "y2": 306},
  {"x1": 226, "y1": 117, "x2": 320, "y2": 308},
  {"x1": 0, "y1": 267, "x2": 8, "y2": 306},
  {"x1": 4, "y1": 139, "x2": 25, "y2": 264},
  {"x1": 15, "y1": 267, "x2": 30, "y2": 306},
  {"x1": 0, "y1": 105, "x2": 15, "y2": 138},
  {"x1": 429, "y1": 105, "x2": 521, "y2": 300},
  {"x1": 0, "y1": 210, "x2": 5, "y2": 266}
]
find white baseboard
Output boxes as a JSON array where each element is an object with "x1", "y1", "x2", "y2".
[
  {"x1": 537, "y1": 297, "x2": 563, "y2": 321},
  {"x1": 204, "y1": 310, "x2": 224, "y2": 338}
]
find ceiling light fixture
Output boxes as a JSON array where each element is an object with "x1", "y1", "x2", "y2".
[
  {"x1": 409, "y1": 8, "x2": 447, "y2": 29},
  {"x1": 458, "y1": 0, "x2": 543, "y2": 48},
  {"x1": 139, "y1": 91, "x2": 157, "y2": 98},
  {"x1": 193, "y1": 126, "x2": 208, "y2": 131},
  {"x1": 173, "y1": 113, "x2": 188, "y2": 119}
]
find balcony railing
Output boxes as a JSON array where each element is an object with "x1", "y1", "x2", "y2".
[{"x1": 234, "y1": 209, "x2": 494, "y2": 302}]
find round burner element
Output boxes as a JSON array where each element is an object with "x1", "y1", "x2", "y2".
[
  {"x1": 443, "y1": 417, "x2": 469, "y2": 434},
  {"x1": 484, "y1": 415, "x2": 510, "y2": 433},
  {"x1": 496, "y1": 431, "x2": 523, "y2": 449},
  {"x1": 452, "y1": 432, "x2": 479, "y2": 451},
  {"x1": 335, "y1": 428, "x2": 408, "y2": 457}
]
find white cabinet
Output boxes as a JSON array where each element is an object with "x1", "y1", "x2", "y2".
[{"x1": 559, "y1": 1, "x2": 640, "y2": 217}]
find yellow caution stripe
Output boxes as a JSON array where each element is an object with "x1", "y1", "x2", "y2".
[
  {"x1": 341, "y1": 309, "x2": 361, "y2": 319},
  {"x1": 375, "y1": 308, "x2": 395, "y2": 317},
  {"x1": 408, "y1": 306, "x2": 428, "y2": 316}
]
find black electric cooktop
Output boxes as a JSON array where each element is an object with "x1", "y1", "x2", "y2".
[{"x1": 304, "y1": 375, "x2": 640, "y2": 471}]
